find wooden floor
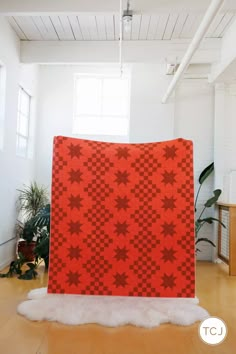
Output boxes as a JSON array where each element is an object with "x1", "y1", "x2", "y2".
[{"x1": 0, "y1": 261, "x2": 236, "y2": 354}]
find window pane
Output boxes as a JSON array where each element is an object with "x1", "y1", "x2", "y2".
[
  {"x1": 75, "y1": 78, "x2": 101, "y2": 115},
  {"x1": 102, "y1": 97, "x2": 128, "y2": 116},
  {"x1": 17, "y1": 113, "x2": 29, "y2": 136},
  {"x1": 16, "y1": 87, "x2": 31, "y2": 158},
  {"x1": 73, "y1": 74, "x2": 130, "y2": 136},
  {"x1": 74, "y1": 115, "x2": 101, "y2": 135},
  {"x1": 19, "y1": 90, "x2": 30, "y2": 116},
  {"x1": 103, "y1": 78, "x2": 129, "y2": 98},
  {"x1": 16, "y1": 135, "x2": 27, "y2": 157}
]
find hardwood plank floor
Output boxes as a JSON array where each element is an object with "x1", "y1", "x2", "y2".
[{"x1": 0, "y1": 261, "x2": 235, "y2": 354}]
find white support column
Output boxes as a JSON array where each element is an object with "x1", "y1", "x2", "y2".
[
  {"x1": 213, "y1": 83, "x2": 226, "y2": 261},
  {"x1": 214, "y1": 83, "x2": 226, "y2": 198}
]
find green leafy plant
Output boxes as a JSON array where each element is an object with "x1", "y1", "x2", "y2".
[
  {"x1": 195, "y1": 162, "x2": 225, "y2": 252},
  {"x1": 0, "y1": 204, "x2": 50, "y2": 279},
  {"x1": 17, "y1": 181, "x2": 49, "y2": 221},
  {"x1": 0, "y1": 181, "x2": 50, "y2": 280}
]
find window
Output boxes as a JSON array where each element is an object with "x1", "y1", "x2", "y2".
[
  {"x1": 73, "y1": 73, "x2": 130, "y2": 136},
  {"x1": 16, "y1": 87, "x2": 31, "y2": 158},
  {"x1": 0, "y1": 64, "x2": 6, "y2": 150}
]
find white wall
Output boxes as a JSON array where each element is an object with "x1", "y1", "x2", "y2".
[
  {"x1": 214, "y1": 84, "x2": 236, "y2": 203},
  {"x1": 129, "y1": 64, "x2": 174, "y2": 142},
  {"x1": 0, "y1": 16, "x2": 38, "y2": 269},
  {"x1": 174, "y1": 80, "x2": 215, "y2": 260}
]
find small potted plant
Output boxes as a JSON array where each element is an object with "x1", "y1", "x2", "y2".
[
  {"x1": 0, "y1": 203, "x2": 51, "y2": 279},
  {"x1": 0, "y1": 182, "x2": 50, "y2": 280},
  {"x1": 17, "y1": 182, "x2": 49, "y2": 261}
]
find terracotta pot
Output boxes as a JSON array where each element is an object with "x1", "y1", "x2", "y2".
[{"x1": 17, "y1": 240, "x2": 36, "y2": 262}]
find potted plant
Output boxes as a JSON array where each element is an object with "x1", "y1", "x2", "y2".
[
  {"x1": 0, "y1": 182, "x2": 50, "y2": 280},
  {"x1": 0, "y1": 203, "x2": 51, "y2": 279},
  {"x1": 17, "y1": 182, "x2": 49, "y2": 261},
  {"x1": 195, "y1": 162, "x2": 225, "y2": 252}
]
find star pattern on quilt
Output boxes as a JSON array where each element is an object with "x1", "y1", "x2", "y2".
[
  {"x1": 162, "y1": 170, "x2": 176, "y2": 185},
  {"x1": 115, "y1": 196, "x2": 130, "y2": 210},
  {"x1": 68, "y1": 169, "x2": 83, "y2": 184},
  {"x1": 114, "y1": 247, "x2": 129, "y2": 261},
  {"x1": 115, "y1": 171, "x2": 130, "y2": 185},
  {"x1": 161, "y1": 247, "x2": 177, "y2": 263},
  {"x1": 66, "y1": 271, "x2": 81, "y2": 286},
  {"x1": 161, "y1": 273, "x2": 176, "y2": 289},
  {"x1": 163, "y1": 145, "x2": 178, "y2": 160},
  {"x1": 162, "y1": 196, "x2": 177, "y2": 210},
  {"x1": 48, "y1": 137, "x2": 195, "y2": 297},
  {"x1": 113, "y1": 272, "x2": 128, "y2": 287},
  {"x1": 68, "y1": 195, "x2": 83, "y2": 210},
  {"x1": 68, "y1": 246, "x2": 82, "y2": 260},
  {"x1": 161, "y1": 222, "x2": 176, "y2": 237},
  {"x1": 116, "y1": 147, "x2": 130, "y2": 159},
  {"x1": 68, "y1": 221, "x2": 83, "y2": 235},
  {"x1": 68, "y1": 143, "x2": 83, "y2": 159},
  {"x1": 115, "y1": 221, "x2": 129, "y2": 236}
]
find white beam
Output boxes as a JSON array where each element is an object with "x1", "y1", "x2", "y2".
[
  {"x1": 161, "y1": 0, "x2": 224, "y2": 104},
  {"x1": 20, "y1": 39, "x2": 220, "y2": 64}
]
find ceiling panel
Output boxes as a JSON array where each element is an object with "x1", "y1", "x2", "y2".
[
  {"x1": 69, "y1": 15, "x2": 83, "y2": 40},
  {"x1": 206, "y1": 13, "x2": 225, "y2": 37},
  {"x1": 163, "y1": 14, "x2": 178, "y2": 40},
  {"x1": 7, "y1": 16, "x2": 27, "y2": 39},
  {"x1": 130, "y1": 14, "x2": 141, "y2": 40},
  {"x1": 114, "y1": 14, "x2": 120, "y2": 40},
  {"x1": 146, "y1": 15, "x2": 159, "y2": 40},
  {"x1": 104, "y1": 15, "x2": 115, "y2": 41},
  {"x1": 96, "y1": 15, "x2": 107, "y2": 40},
  {"x1": 211, "y1": 12, "x2": 234, "y2": 37},
  {"x1": 77, "y1": 15, "x2": 91, "y2": 40},
  {"x1": 49, "y1": 15, "x2": 74, "y2": 40},
  {"x1": 171, "y1": 13, "x2": 188, "y2": 39},
  {"x1": 13, "y1": 16, "x2": 42, "y2": 40},
  {"x1": 38, "y1": 16, "x2": 59, "y2": 40},
  {"x1": 139, "y1": 15, "x2": 151, "y2": 40},
  {"x1": 155, "y1": 14, "x2": 169, "y2": 40}
]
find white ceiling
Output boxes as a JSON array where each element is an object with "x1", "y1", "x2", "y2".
[
  {"x1": 7, "y1": 11, "x2": 235, "y2": 41},
  {"x1": 2, "y1": 0, "x2": 236, "y2": 42}
]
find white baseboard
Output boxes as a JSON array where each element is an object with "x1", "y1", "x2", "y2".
[{"x1": 0, "y1": 257, "x2": 14, "y2": 271}]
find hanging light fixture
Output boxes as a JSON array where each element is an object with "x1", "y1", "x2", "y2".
[
  {"x1": 119, "y1": 0, "x2": 133, "y2": 76},
  {"x1": 122, "y1": 0, "x2": 133, "y2": 32}
]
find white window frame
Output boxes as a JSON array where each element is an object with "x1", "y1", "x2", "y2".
[
  {"x1": 16, "y1": 86, "x2": 31, "y2": 158},
  {"x1": 73, "y1": 72, "x2": 130, "y2": 137},
  {"x1": 0, "y1": 63, "x2": 6, "y2": 150}
]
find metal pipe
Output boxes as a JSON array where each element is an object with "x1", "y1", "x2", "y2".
[
  {"x1": 119, "y1": 0, "x2": 123, "y2": 76},
  {"x1": 161, "y1": 0, "x2": 224, "y2": 104}
]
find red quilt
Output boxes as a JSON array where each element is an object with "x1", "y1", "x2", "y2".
[{"x1": 48, "y1": 137, "x2": 195, "y2": 297}]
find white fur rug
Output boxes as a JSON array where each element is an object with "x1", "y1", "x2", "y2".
[{"x1": 17, "y1": 287, "x2": 209, "y2": 327}]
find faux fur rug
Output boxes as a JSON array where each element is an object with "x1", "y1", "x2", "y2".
[{"x1": 17, "y1": 288, "x2": 209, "y2": 327}]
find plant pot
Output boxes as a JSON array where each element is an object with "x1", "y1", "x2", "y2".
[{"x1": 17, "y1": 240, "x2": 36, "y2": 262}]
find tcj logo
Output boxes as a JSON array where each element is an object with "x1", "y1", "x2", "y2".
[{"x1": 199, "y1": 317, "x2": 227, "y2": 345}]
